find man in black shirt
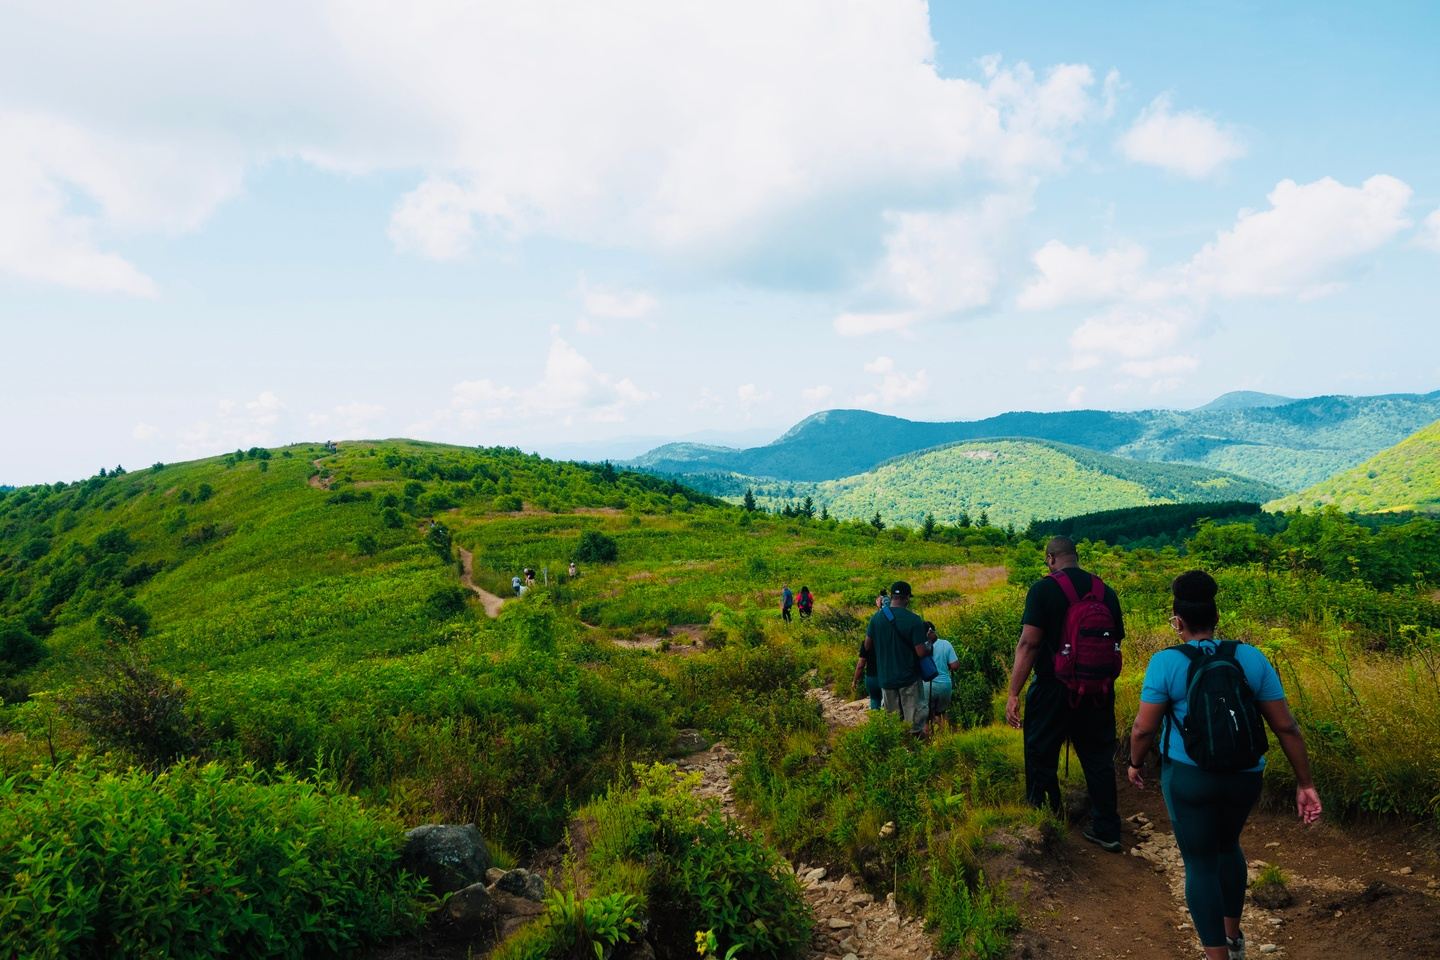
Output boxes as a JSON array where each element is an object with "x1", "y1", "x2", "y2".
[{"x1": 1005, "y1": 537, "x2": 1124, "y2": 851}]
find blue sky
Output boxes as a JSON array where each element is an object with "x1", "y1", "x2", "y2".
[{"x1": 2, "y1": 1, "x2": 1438, "y2": 484}]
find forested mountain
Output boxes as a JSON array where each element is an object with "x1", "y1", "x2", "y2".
[
  {"x1": 628, "y1": 390, "x2": 1440, "y2": 490},
  {"x1": 682, "y1": 438, "x2": 1283, "y2": 529},
  {"x1": 1267, "y1": 418, "x2": 1440, "y2": 515}
]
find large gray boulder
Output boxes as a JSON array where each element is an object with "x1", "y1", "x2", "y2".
[
  {"x1": 496, "y1": 868, "x2": 546, "y2": 901},
  {"x1": 402, "y1": 824, "x2": 492, "y2": 896},
  {"x1": 437, "y1": 882, "x2": 497, "y2": 939}
]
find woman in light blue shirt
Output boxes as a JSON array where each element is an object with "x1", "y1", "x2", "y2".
[
  {"x1": 1127, "y1": 571, "x2": 1321, "y2": 960},
  {"x1": 923, "y1": 621, "x2": 960, "y2": 733}
]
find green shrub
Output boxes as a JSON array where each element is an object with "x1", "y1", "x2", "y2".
[
  {"x1": 425, "y1": 586, "x2": 469, "y2": 619},
  {"x1": 574, "y1": 530, "x2": 618, "y2": 564},
  {"x1": 0, "y1": 760, "x2": 426, "y2": 958},
  {"x1": 62, "y1": 643, "x2": 204, "y2": 768},
  {"x1": 0, "y1": 621, "x2": 46, "y2": 676},
  {"x1": 494, "y1": 494, "x2": 524, "y2": 512},
  {"x1": 581, "y1": 764, "x2": 810, "y2": 959}
]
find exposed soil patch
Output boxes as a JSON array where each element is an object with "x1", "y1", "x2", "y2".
[
  {"x1": 308, "y1": 457, "x2": 335, "y2": 490},
  {"x1": 611, "y1": 624, "x2": 708, "y2": 654},
  {"x1": 457, "y1": 547, "x2": 506, "y2": 619},
  {"x1": 1004, "y1": 775, "x2": 1440, "y2": 959}
]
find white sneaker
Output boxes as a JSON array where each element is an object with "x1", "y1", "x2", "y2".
[{"x1": 1226, "y1": 931, "x2": 1245, "y2": 960}]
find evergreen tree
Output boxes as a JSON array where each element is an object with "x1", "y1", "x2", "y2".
[
  {"x1": 800, "y1": 495, "x2": 816, "y2": 519},
  {"x1": 977, "y1": 510, "x2": 989, "y2": 528},
  {"x1": 921, "y1": 513, "x2": 937, "y2": 541},
  {"x1": 870, "y1": 511, "x2": 885, "y2": 531},
  {"x1": 742, "y1": 488, "x2": 757, "y2": 512},
  {"x1": 820, "y1": 505, "x2": 829, "y2": 521},
  {"x1": 958, "y1": 510, "x2": 972, "y2": 528}
]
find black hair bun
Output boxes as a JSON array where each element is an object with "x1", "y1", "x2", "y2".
[{"x1": 1172, "y1": 569, "x2": 1218, "y2": 603}]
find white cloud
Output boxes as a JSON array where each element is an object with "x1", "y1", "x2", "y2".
[
  {"x1": 445, "y1": 334, "x2": 652, "y2": 429},
  {"x1": 1068, "y1": 306, "x2": 1187, "y2": 366},
  {"x1": 177, "y1": 391, "x2": 286, "y2": 457},
  {"x1": 1118, "y1": 354, "x2": 1199, "y2": 379},
  {"x1": 1066, "y1": 386, "x2": 1087, "y2": 407},
  {"x1": 834, "y1": 311, "x2": 920, "y2": 338},
  {"x1": 308, "y1": 401, "x2": 387, "y2": 438},
  {"x1": 802, "y1": 385, "x2": 834, "y2": 404},
  {"x1": 1017, "y1": 240, "x2": 1153, "y2": 311},
  {"x1": 1419, "y1": 208, "x2": 1440, "y2": 253},
  {"x1": 132, "y1": 422, "x2": 159, "y2": 441},
  {"x1": 1185, "y1": 175, "x2": 1412, "y2": 298},
  {"x1": 872, "y1": 194, "x2": 1030, "y2": 317},
  {"x1": 736, "y1": 383, "x2": 772, "y2": 415},
  {"x1": 0, "y1": 2, "x2": 1110, "y2": 291},
  {"x1": 855, "y1": 356, "x2": 929, "y2": 407},
  {"x1": 580, "y1": 280, "x2": 658, "y2": 320},
  {"x1": 1118, "y1": 95, "x2": 1245, "y2": 179}
]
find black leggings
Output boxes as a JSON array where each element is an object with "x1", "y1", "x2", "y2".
[{"x1": 1160, "y1": 759, "x2": 1263, "y2": 948}]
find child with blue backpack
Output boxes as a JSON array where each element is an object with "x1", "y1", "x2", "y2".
[{"x1": 1127, "y1": 570, "x2": 1321, "y2": 960}]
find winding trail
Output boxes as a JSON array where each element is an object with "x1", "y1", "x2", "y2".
[
  {"x1": 671, "y1": 686, "x2": 937, "y2": 960},
  {"x1": 457, "y1": 547, "x2": 506, "y2": 619},
  {"x1": 308, "y1": 456, "x2": 335, "y2": 489}
]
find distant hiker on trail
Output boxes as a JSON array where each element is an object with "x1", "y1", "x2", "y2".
[
  {"x1": 780, "y1": 585, "x2": 794, "y2": 623},
  {"x1": 1005, "y1": 536, "x2": 1125, "y2": 852},
  {"x1": 524, "y1": 568, "x2": 536, "y2": 587},
  {"x1": 1128, "y1": 570, "x2": 1321, "y2": 960},
  {"x1": 863, "y1": 581, "x2": 928, "y2": 734},
  {"x1": 923, "y1": 621, "x2": 960, "y2": 733},
  {"x1": 512, "y1": 575, "x2": 523, "y2": 597},
  {"x1": 568, "y1": 561, "x2": 578, "y2": 579},
  {"x1": 797, "y1": 586, "x2": 814, "y2": 619}
]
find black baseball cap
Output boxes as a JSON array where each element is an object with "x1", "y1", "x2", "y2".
[{"x1": 889, "y1": 581, "x2": 912, "y2": 598}]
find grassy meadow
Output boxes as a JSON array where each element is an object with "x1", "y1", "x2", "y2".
[{"x1": 2, "y1": 439, "x2": 1438, "y2": 958}]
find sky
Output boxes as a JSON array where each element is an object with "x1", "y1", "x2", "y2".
[{"x1": 2, "y1": 0, "x2": 1438, "y2": 485}]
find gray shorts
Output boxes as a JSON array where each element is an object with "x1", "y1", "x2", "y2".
[{"x1": 880, "y1": 681, "x2": 926, "y2": 733}]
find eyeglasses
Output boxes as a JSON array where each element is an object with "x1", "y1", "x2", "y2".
[{"x1": 1168, "y1": 615, "x2": 1182, "y2": 629}]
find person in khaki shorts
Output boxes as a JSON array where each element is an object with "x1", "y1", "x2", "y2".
[{"x1": 862, "y1": 581, "x2": 928, "y2": 733}]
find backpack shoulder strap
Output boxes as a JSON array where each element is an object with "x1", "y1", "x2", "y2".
[
  {"x1": 1162, "y1": 644, "x2": 1201, "y2": 762},
  {"x1": 1050, "y1": 570, "x2": 1080, "y2": 604},
  {"x1": 1086, "y1": 574, "x2": 1105, "y2": 603}
]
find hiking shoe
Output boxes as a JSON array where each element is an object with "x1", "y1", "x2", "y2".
[
  {"x1": 1081, "y1": 828, "x2": 1122, "y2": 853},
  {"x1": 1226, "y1": 932, "x2": 1245, "y2": 960}
]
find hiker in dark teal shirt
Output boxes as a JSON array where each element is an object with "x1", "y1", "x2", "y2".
[{"x1": 862, "y1": 581, "x2": 928, "y2": 733}]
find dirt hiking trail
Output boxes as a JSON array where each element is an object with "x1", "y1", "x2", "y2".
[
  {"x1": 1001, "y1": 775, "x2": 1440, "y2": 959},
  {"x1": 683, "y1": 682, "x2": 1440, "y2": 960},
  {"x1": 457, "y1": 547, "x2": 506, "y2": 618},
  {"x1": 672, "y1": 686, "x2": 937, "y2": 960}
]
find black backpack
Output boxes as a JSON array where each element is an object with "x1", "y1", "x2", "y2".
[{"x1": 1164, "y1": 641, "x2": 1268, "y2": 772}]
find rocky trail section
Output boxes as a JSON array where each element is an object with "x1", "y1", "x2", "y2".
[{"x1": 672, "y1": 686, "x2": 935, "y2": 960}]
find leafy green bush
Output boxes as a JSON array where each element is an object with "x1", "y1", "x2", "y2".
[
  {"x1": 0, "y1": 760, "x2": 426, "y2": 958},
  {"x1": 580, "y1": 763, "x2": 810, "y2": 959},
  {"x1": 0, "y1": 621, "x2": 46, "y2": 676},
  {"x1": 62, "y1": 643, "x2": 204, "y2": 768},
  {"x1": 575, "y1": 530, "x2": 618, "y2": 564}
]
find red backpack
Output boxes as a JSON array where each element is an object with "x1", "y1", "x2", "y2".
[{"x1": 1050, "y1": 570, "x2": 1122, "y2": 702}]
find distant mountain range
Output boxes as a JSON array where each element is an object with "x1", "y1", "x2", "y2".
[
  {"x1": 1268, "y1": 418, "x2": 1440, "y2": 515},
  {"x1": 689, "y1": 438, "x2": 1285, "y2": 529},
  {"x1": 629, "y1": 389, "x2": 1440, "y2": 492}
]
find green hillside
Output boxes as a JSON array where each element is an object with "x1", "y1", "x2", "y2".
[
  {"x1": 628, "y1": 390, "x2": 1440, "y2": 489},
  {"x1": 3, "y1": 439, "x2": 1440, "y2": 958},
  {"x1": 681, "y1": 439, "x2": 1282, "y2": 528},
  {"x1": 1267, "y1": 418, "x2": 1440, "y2": 514}
]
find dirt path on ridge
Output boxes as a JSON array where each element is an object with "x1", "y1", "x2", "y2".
[
  {"x1": 308, "y1": 454, "x2": 335, "y2": 489},
  {"x1": 1003, "y1": 775, "x2": 1440, "y2": 959},
  {"x1": 672, "y1": 686, "x2": 937, "y2": 960},
  {"x1": 457, "y1": 547, "x2": 506, "y2": 619}
]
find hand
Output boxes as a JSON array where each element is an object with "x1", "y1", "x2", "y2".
[
  {"x1": 1005, "y1": 694, "x2": 1022, "y2": 729},
  {"x1": 1296, "y1": 785, "x2": 1322, "y2": 824},
  {"x1": 1127, "y1": 764, "x2": 1146, "y2": 791}
]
